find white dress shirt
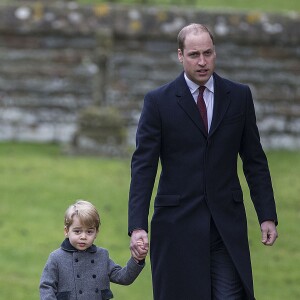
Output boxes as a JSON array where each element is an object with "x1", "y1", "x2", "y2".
[{"x1": 184, "y1": 73, "x2": 214, "y2": 132}]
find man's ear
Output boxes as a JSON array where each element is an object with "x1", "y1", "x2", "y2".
[{"x1": 178, "y1": 49, "x2": 183, "y2": 63}]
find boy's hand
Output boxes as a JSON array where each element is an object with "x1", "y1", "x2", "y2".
[
  {"x1": 137, "y1": 239, "x2": 148, "y2": 257},
  {"x1": 130, "y1": 229, "x2": 149, "y2": 262}
]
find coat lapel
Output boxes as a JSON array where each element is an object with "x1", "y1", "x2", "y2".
[
  {"x1": 209, "y1": 73, "x2": 231, "y2": 136},
  {"x1": 175, "y1": 72, "x2": 231, "y2": 137},
  {"x1": 176, "y1": 73, "x2": 208, "y2": 136}
]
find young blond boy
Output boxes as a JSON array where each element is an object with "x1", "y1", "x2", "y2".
[{"x1": 40, "y1": 200, "x2": 147, "y2": 300}]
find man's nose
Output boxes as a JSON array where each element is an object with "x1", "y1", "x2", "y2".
[{"x1": 198, "y1": 55, "x2": 206, "y2": 66}]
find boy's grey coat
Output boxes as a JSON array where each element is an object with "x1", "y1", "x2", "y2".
[{"x1": 40, "y1": 239, "x2": 144, "y2": 300}]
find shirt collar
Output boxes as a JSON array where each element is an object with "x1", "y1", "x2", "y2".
[{"x1": 184, "y1": 73, "x2": 214, "y2": 94}]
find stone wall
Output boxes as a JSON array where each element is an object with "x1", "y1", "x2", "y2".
[{"x1": 0, "y1": 2, "x2": 299, "y2": 152}]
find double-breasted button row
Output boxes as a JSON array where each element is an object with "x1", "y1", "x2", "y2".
[
  {"x1": 74, "y1": 289, "x2": 99, "y2": 294},
  {"x1": 73, "y1": 256, "x2": 99, "y2": 295},
  {"x1": 76, "y1": 273, "x2": 97, "y2": 278},
  {"x1": 74, "y1": 258, "x2": 94, "y2": 263}
]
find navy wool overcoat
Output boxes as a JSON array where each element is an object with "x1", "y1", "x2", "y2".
[{"x1": 128, "y1": 72, "x2": 278, "y2": 300}]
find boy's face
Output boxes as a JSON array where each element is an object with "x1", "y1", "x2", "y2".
[{"x1": 65, "y1": 215, "x2": 98, "y2": 251}]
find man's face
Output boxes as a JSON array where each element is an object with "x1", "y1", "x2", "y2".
[{"x1": 178, "y1": 31, "x2": 216, "y2": 86}]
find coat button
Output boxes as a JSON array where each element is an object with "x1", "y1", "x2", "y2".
[
  {"x1": 95, "y1": 288, "x2": 99, "y2": 293},
  {"x1": 75, "y1": 258, "x2": 78, "y2": 262},
  {"x1": 79, "y1": 290, "x2": 82, "y2": 294},
  {"x1": 91, "y1": 259, "x2": 94, "y2": 263},
  {"x1": 77, "y1": 274, "x2": 80, "y2": 278},
  {"x1": 92, "y1": 274, "x2": 96, "y2": 278}
]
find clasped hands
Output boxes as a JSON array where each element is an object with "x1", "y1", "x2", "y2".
[{"x1": 130, "y1": 229, "x2": 149, "y2": 263}]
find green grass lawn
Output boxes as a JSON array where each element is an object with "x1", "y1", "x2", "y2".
[
  {"x1": 0, "y1": 142, "x2": 299, "y2": 299},
  {"x1": 3, "y1": 0, "x2": 299, "y2": 12},
  {"x1": 77, "y1": 0, "x2": 300, "y2": 13}
]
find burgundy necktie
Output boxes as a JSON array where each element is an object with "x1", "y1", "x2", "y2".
[{"x1": 197, "y1": 86, "x2": 208, "y2": 133}]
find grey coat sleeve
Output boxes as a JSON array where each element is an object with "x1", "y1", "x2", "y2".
[
  {"x1": 39, "y1": 252, "x2": 58, "y2": 300},
  {"x1": 108, "y1": 256, "x2": 145, "y2": 285}
]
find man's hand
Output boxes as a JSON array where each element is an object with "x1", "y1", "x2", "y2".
[
  {"x1": 130, "y1": 229, "x2": 149, "y2": 261},
  {"x1": 261, "y1": 220, "x2": 278, "y2": 246}
]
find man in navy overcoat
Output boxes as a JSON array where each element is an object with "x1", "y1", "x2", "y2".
[{"x1": 128, "y1": 23, "x2": 278, "y2": 300}]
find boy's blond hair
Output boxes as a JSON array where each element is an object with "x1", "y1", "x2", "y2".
[{"x1": 64, "y1": 200, "x2": 101, "y2": 231}]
